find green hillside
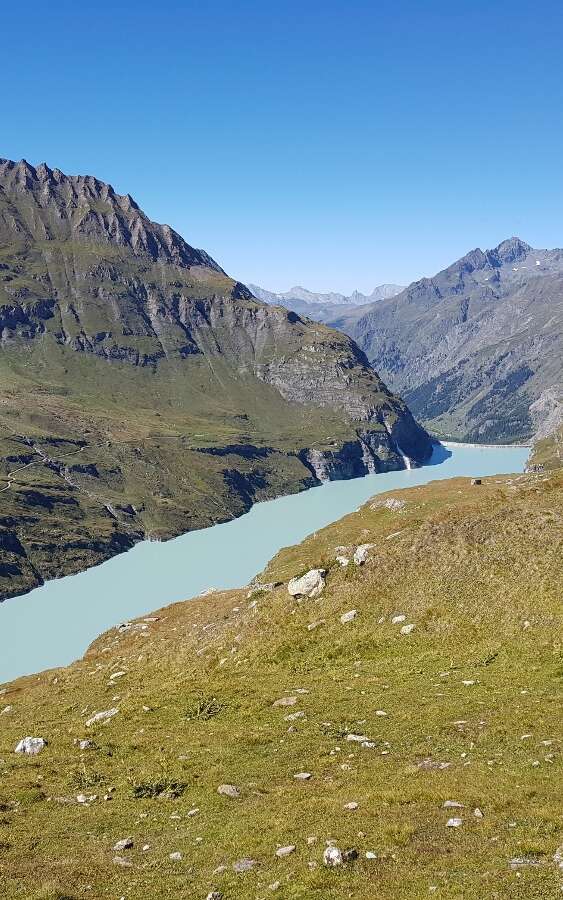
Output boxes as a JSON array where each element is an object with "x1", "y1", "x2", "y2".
[{"x1": 1, "y1": 459, "x2": 561, "y2": 899}]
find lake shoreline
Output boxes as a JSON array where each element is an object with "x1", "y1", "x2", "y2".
[{"x1": 0, "y1": 444, "x2": 529, "y2": 685}]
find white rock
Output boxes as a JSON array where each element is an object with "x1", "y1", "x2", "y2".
[
  {"x1": 474, "y1": 808, "x2": 484, "y2": 818},
  {"x1": 85, "y1": 707, "x2": 119, "y2": 727},
  {"x1": 400, "y1": 623, "x2": 415, "y2": 635},
  {"x1": 275, "y1": 845, "x2": 296, "y2": 857},
  {"x1": 375, "y1": 710, "x2": 387, "y2": 717},
  {"x1": 344, "y1": 801, "x2": 358, "y2": 810},
  {"x1": 554, "y1": 845, "x2": 563, "y2": 869},
  {"x1": 273, "y1": 696, "x2": 297, "y2": 707},
  {"x1": 15, "y1": 736, "x2": 47, "y2": 755},
  {"x1": 233, "y1": 858, "x2": 256, "y2": 872},
  {"x1": 443, "y1": 800, "x2": 464, "y2": 808},
  {"x1": 217, "y1": 784, "x2": 240, "y2": 799},
  {"x1": 335, "y1": 555, "x2": 350, "y2": 567},
  {"x1": 78, "y1": 739, "x2": 94, "y2": 750},
  {"x1": 284, "y1": 711, "x2": 305, "y2": 721},
  {"x1": 346, "y1": 733, "x2": 369, "y2": 743},
  {"x1": 446, "y1": 817, "x2": 463, "y2": 827},
  {"x1": 366, "y1": 851, "x2": 377, "y2": 859},
  {"x1": 391, "y1": 614, "x2": 406, "y2": 624},
  {"x1": 288, "y1": 569, "x2": 326, "y2": 598},
  {"x1": 169, "y1": 851, "x2": 182, "y2": 861},
  {"x1": 340, "y1": 609, "x2": 358, "y2": 624},
  {"x1": 353, "y1": 543, "x2": 374, "y2": 565},
  {"x1": 323, "y1": 845, "x2": 343, "y2": 867},
  {"x1": 113, "y1": 837, "x2": 134, "y2": 851},
  {"x1": 294, "y1": 772, "x2": 312, "y2": 780}
]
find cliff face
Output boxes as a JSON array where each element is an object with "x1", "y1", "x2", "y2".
[
  {"x1": 328, "y1": 238, "x2": 563, "y2": 443},
  {"x1": 0, "y1": 159, "x2": 432, "y2": 601}
]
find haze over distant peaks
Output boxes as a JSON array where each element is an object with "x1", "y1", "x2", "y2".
[{"x1": 249, "y1": 282, "x2": 404, "y2": 322}]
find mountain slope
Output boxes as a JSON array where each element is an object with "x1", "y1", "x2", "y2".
[
  {"x1": 327, "y1": 238, "x2": 563, "y2": 442},
  {"x1": 249, "y1": 282, "x2": 404, "y2": 323},
  {"x1": 1, "y1": 464, "x2": 561, "y2": 899},
  {"x1": 0, "y1": 159, "x2": 431, "y2": 602}
]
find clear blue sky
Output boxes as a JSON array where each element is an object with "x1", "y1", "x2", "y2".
[{"x1": 4, "y1": 0, "x2": 563, "y2": 293}]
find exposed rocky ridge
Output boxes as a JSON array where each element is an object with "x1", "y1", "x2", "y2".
[
  {"x1": 0, "y1": 159, "x2": 431, "y2": 601},
  {"x1": 327, "y1": 237, "x2": 563, "y2": 442}
]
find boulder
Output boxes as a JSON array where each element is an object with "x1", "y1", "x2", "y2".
[
  {"x1": 353, "y1": 543, "x2": 374, "y2": 565},
  {"x1": 217, "y1": 784, "x2": 240, "y2": 799},
  {"x1": 85, "y1": 707, "x2": 119, "y2": 727},
  {"x1": 288, "y1": 569, "x2": 326, "y2": 598},
  {"x1": 15, "y1": 737, "x2": 47, "y2": 755},
  {"x1": 113, "y1": 837, "x2": 134, "y2": 851},
  {"x1": 275, "y1": 845, "x2": 296, "y2": 857},
  {"x1": 340, "y1": 609, "x2": 358, "y2": 624},
  {"x1": 323, "y1": 846, "x2": 343, "y2": 867}
]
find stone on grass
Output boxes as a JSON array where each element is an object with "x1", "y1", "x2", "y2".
[
  {"x1": 217, "y1": 784, "x2": 240, "y2": 799},
  {"x1": 113, "y1": 837, "x2": 134, "y2": 851},
  {"x1": 294, "y1": 772, "x2": 312, "y2": 780},
  {"x1": 273, "y1": 696, "x2": 297, "y2": 707},
  {"x1": 366, "y1": 851, "x2": 377, "y2": 859},
  {"x1": 473, "y1": 808, "x2": 484, "y2": 818},
  {"x1": 206, "y1": 892, "x2": 223, "y2": 900},
  {"x1": 554, "y1": 845, "x2": 563, "y2": 869},
  {"x1": 391, "y1": 614, "x2": 406, "y2": 624},
  {"x1": 446, "y1": 817, "x2": 463, "y2": 828},
  {"x1": 169, "y1": 851, "x2": 182, "y2": 861},
  {"x1": 284, "y1": 711, "x2": 305, "y2": 721},
  {"x1": 353, "y1": 543, "x2": 374, "y2": 565},
  {"x1": 85, "y1": 707, "x2": 119, "y2": 727},
  {"x1": 344, "y1": 801, "x2": 358, "y2": 810},
  {"x1": 288, "y1": 569, "x2": 326, "y2": 598},
  {"x1": 346, "y1": 733, "x2": 369, "y2": 743},
  {"x1": 275, "y1": 845, "x2": 296, "y2": 857},
  {"x1": 233, "y1": 858, "x2": 256, "y2": 873},
  {"x1": 323, "y1": 846, "x2": 343, "y2": 867},
  {"x1": 78, "y1": 739, "x2": 94, "y2": 750},
  {"x1": 15, "y1": 737, "x2": 47, "y2": 755},
  {"x1": 340, "y1": 610, "x2": 358, "y2": 624},
  {"x1": 336, "y1": 555, "x2": 350, "y2": 567},
  {"x1": 400, "y1": 623, "x2": 415, "y2": 635},
  {"x1": 443, "y1": 800, "x2": 464, "y2": 809}
]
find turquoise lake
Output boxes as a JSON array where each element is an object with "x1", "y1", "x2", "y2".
[{"x1": 0, "y1": 443, "x2": 529, "y2": 684}]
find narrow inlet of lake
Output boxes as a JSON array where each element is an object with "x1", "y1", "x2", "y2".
[{"x1": 0, "y1": 443, "x2": 529, "y2": 683}]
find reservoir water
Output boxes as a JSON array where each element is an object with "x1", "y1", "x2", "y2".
[{"x1": 0, "y1": 442, "x2": 528, "y2": 684}]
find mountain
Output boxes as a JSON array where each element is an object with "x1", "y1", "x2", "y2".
[
  {"x1": 2, "y1": 456, "x2": 561, "y2": 898},
  {"x1": 327, "y1": 238, "x2": 563, "y2": 442},
  {"x1": 0, "y1": 159, "x2": 431, "y2": 601},
  {"x1": 249, "y1": 282, "x2": 404, "y2": 322}
]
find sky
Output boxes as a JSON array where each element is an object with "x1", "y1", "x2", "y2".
[{"x1": 3, "y1": 0, "x2": 563, "y2": 293}]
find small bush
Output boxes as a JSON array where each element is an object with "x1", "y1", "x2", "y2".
[
  {"x1": 131, "y1": 777, "x2": 188, "y2": 799},
  {"x1": 186, "y1": 693, "x2": 225, "y2": 721}
]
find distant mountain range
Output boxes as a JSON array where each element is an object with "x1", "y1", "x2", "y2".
[
  {"x1": 0, "y1": 159, "x2": 431, "y2": 601},
  {"x1": 249, "y1": 282, "x2": 404, "y2": 321},
  {"x1": 324, "y1": 237, "x2": 563, "y2": 443}
]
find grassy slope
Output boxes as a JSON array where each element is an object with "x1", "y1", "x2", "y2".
[
  {"x1": 0, "y1": 467, "x2": 561, "y2": 899},
  {"x1": 528, "y1": 425, "x2": 563, "y2": 472},
  {"x1": 0, "y1": 339, "x2": 393, "y2": 600}
]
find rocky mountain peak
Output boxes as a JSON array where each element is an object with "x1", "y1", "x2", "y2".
[
  {"x1": 0, "y1": 158, "x2": 224, "y2": 273},
  {"x1": 492, "y1": 236, "x2": 532, "y2": 264}
]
